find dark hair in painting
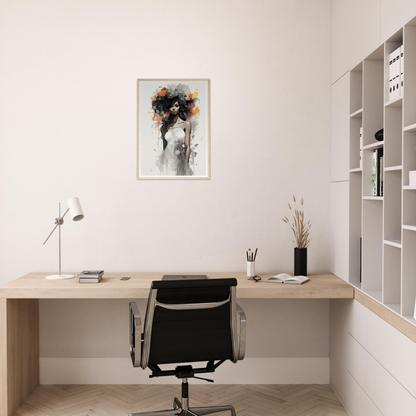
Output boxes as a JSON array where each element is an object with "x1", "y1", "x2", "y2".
[{"x1": 152, "y1": 86, "x2": 197, "y2": 150}]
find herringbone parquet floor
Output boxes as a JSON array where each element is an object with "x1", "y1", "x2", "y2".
[{"x1": 15, "y1": 384, "x2": 349, "y2": 416}]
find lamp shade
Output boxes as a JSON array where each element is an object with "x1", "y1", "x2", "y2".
[{"x1": 67, "y1": 197, "x2": 84, "y2": 221}]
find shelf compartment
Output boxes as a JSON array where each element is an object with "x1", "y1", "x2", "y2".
[
  {"x1": 363, "y1": 58, "x2": 384, "y2": 147},
  {"x1": 383, "y1": 244, "x2": 401, "y2": 307},
  {"x1": 350, "y1": 117, "x2": 363, "y2": 170},
  {"x1": 384, "y1": 106, "x2": 403, "y2": 168},
  {"x1": 384, "y1": 38, "x2": 403, "y2": 104},
  {"x1": 362, "y1": 199, "x2": 383, "y2": 293},
  {"x1": 349, "y1": 171, "x2": 362, "y2": 288},
  {"x1": 350, "y1": 63, "x2": 363, "y2": 114},
  {"x1": 403, "y1": 24, "x2": 416, "y2": 128},
  {"x1": 362, "y1": 146, "x2": 384, "y2": 198},
  {"x1": 402, "y1": 230, "x2": 416, "y2": 316},
  {"x1": 384, "y1": 170, "x2": 402, "y2": 242},
  {"x1": 403, "y1": 179, "x2": 416, "y2": 228},
  {"x1": 402, "y1": 131, "x2": 416, "y2": 186}
]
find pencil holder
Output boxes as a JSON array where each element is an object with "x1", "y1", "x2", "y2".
[{"x1": 247, "y1": 261, "x2": 255, "y2": 277}]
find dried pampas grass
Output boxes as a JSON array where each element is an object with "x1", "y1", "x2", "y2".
[{"x1": 282, "y1": 195, "x2": 312, "y2": 248}]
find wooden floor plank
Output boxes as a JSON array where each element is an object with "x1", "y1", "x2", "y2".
[{"x1": 14, "y1": 385, "x2": 348, "y2": 416}]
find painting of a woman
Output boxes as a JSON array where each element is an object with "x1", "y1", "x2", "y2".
[{"x1": 137, "y1": 80, "x2": 210, "y2": 179}]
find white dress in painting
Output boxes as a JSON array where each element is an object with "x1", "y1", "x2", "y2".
[{"x1": 157, "y1": 126, "x2": 193, "y2": 176}]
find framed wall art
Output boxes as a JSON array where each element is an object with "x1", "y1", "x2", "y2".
[{"x1": 137, "y1": 79, "x2": 210, "y2": 179}]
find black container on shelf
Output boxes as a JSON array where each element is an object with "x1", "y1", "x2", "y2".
[
  {"x1": 294, "y1": 248, "x2": 307, "y2": 276},
  {"x1": 375, "y1": 128, "x2": 383, "y2": 141}
]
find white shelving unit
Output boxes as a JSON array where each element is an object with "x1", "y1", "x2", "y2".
[{"x1": 349, "y1": 18, "x2": 416, "y2": 327}]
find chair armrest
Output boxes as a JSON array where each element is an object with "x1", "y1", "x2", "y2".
[
  {"x1": 236, "y1": 303, "x2": 246, "y2": 360},
  {"x1": 129, "y1": 302, "x2": 142, "y2": 368}
]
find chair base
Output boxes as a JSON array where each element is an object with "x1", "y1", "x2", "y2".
[{"x1": 129, "y1": 396, "x2": 236, "y2": 416}]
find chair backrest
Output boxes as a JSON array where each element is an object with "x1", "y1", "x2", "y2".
[{"x1": 141, "y1": 278, "x2": 238, "y2": 368}]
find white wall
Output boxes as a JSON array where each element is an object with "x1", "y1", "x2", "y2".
[{"x1": 0, "y1": 0, "x2": 332, "y2": 381}]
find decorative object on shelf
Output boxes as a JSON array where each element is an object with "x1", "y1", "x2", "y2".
[
  {"x1": 375, "y1": 128, "x2": 383, "y2": 141},
  {"x1": 282, "y1": 196, "x2": 311, "y2": 276},
  {"x1": 137, "y1": 79, "x2": 210, "y2": 180},
  {"x1": 43, "y1": 197, "x2": 84, "y2": 280}
]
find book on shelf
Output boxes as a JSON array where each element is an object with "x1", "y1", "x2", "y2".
[
  {"x1": 265, "y1": 273, "x2": 309, "y2": 285},
  {"x1": 400, "y1": 44, "x2": 404, "y2": 95},
  {"x1": 380, "y1": 151, "x2": 383, "y2": 196},
  {"x1": 389, "y1": 47, "x2": 401, "y2": 100},
  {"x1": 372, "y1": 148, "x2": 383, "y2": 196}
]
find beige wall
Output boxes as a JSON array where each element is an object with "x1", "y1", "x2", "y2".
[
  {"x1": 0, "y1": 0, "x2": 332, "y2": 381},
  {"x1": 40, "y1": 298, "x2": 329, "y2": 358}
]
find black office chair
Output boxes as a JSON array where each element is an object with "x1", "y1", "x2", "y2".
[{"x1": 129, "y1": 278, "x2": 246, "y2": 416}]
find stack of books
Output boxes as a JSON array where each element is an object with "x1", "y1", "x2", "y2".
[
  {"x1": 409, "y1": 171, "x2": 416, "y2": 187},
  {"x1": 372, "y1": 148, "x2": 384, "y2": 196},
  {"x1": 78, "y1": 270, "x2": 104, "y2": 283}
]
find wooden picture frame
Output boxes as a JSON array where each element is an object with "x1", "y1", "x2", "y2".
[{"x1": 137, "y1": 79, "x2": 210, "y2": 179}]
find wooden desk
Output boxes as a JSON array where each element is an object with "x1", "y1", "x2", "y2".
[{"x1": 0, "y1": 272, "x2": 352, "y2": 416}]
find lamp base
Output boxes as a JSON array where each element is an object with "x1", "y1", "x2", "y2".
[{"x1": 46, "y1": 274, "x2": 74, "y2": 280}]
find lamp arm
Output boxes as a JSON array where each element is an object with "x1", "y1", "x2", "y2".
[{"x1": 43, "y1": 208, "x2": 70, "y2": 245}]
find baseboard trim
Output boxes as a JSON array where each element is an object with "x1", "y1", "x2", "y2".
[{"x1": 40, "y1": 357, "x2": 329, "y2": 384}]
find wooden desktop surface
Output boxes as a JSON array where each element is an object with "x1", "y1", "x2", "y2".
[
  {"x1": 0, "y1": 271, "x2": 352, "y2": 416},
  {"x1": 0, "y1": 272, "x2": 353, "y2": 299}
]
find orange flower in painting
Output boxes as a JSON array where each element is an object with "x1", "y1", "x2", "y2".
[
  {"x1": 158, "y1": 88, "x2": 168, "y2": 97},
  {"x1": 151, "y1": 96, "x2": 155, "y2": 101},
  {"x1": 156, "y1": 115, "x2": 163, "y2": 122},
  {"x1": 191, "y1": 107, "x2": 200, "y2": 117},
  {"x1": 188, "y1": 91, "x2": 199, "y2": 99}
]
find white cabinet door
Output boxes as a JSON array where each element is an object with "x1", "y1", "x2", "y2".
[
  {"x1": 330, "y1": 181, "x2": 349, "y2": 281},
  {"x1": 331, "y1": 74, "x2": 350, "y2": 182},
  {"x1": 350, "y1": 0, "x2": 381, "y2": 68},
  {"x1": 331, "y1": 0, "x2": 350, "y2": 84},
  {"x1": 381, "y1": 0, "x2": 416, "y2": 41}
]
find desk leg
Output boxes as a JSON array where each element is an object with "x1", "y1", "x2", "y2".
[{"x1": 0, "y1": 299, "x2": 39, "y2": 416}]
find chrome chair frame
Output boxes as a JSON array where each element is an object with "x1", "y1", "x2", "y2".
[{"x1": 129, "y1": 283, "x2": 246, "y2": 416}]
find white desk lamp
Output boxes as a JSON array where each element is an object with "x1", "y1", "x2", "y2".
[{"x1": 43, "y1": 197, "x2": 84, "y2": 280}]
